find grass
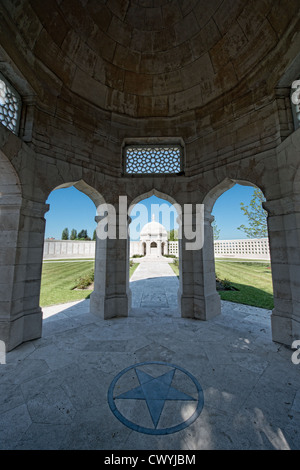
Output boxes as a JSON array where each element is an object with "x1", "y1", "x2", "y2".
[
  {"x1": 130, "y1": 261, "x2": 139, "y2": 277},
  {"x1": 215, "y1": 260, "x2": 273, "y2": 309},
  {"x1": 40, "y1": 260, "x2": 140, "y2": 307},
  {"x1": 170, "y1": 259, "x2": 274, "y2": 310},
  {"x1": 40, "y1": 259, "x2": 274, "y2": 310}
]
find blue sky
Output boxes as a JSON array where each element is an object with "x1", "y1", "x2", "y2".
[{"x1": 44, "y1": 184, "x2": 255, "y2": 240}]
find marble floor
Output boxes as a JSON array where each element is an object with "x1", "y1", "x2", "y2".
[{"x1": 0, "y1": 262, "x2": 299, "y2": 450}]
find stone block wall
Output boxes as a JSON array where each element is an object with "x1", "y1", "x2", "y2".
[{"x1": 43, "y1": 240, "x2": 96, "y2": 259}]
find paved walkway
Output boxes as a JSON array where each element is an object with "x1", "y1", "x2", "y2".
[
  {"x1": 130, "y1": 260, "x2": 179, "y2": 317},
  {"x1": 0, "y1": 261, "x2": 300, "y2": 450}
]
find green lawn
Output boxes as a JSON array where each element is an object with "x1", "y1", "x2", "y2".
[
  {"x1": 41, "y1": 259, "x2": 274, "y2": 310},
  {"x1": 215, "y1": 260, "x2": 273, "y2": 309},
  {"x1": 40, "y1": 260, "x2": 139, "y2": 307},
  {"x1": 170, "y1": 260, "x2": 274, "y2": 310}
]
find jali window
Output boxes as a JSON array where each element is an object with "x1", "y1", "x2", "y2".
[
  {"x1": 0, "y1": 72, "x2": 21, "y2": 135},
  {"x1": 124, "y1": 144, "x2": 183, "y2": 175}
]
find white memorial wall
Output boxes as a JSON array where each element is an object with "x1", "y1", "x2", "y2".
[
  {"x1": 43, "y1": 240, "x2": 96, "y2": 259},
  {"x1": 214, "y1": 238, "x2": 270, "y2": 260},
  {"x1": 44, "y1": 238, "x2": 270, "y2": 260}
]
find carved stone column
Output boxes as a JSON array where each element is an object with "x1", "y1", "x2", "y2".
[
  {"x1": 264, "y1": 197, "x2": 300, "y2": 345},
  {"x1": 0, "y1": 199, "x2": 49, "y2": 351},
  {"x1": 180, "y1": 206, "x2": 221, "y2": 320},
  {"x1": 90, "y1": 209, "x2": 130, "y2": 320}
]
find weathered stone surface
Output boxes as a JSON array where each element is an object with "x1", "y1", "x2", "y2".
[{"x1": 0, "y1": 0, "x2": 300, "y2": 352}]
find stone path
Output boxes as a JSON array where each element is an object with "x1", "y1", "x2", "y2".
[{"x1": 130, "y1": 261, "x2": 179, "y2": 317}]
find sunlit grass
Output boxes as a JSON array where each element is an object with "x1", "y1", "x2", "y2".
[
  {"x1": 215, "y1": 260, "x2": 273, "y2": 309},
  {"x1": 170, "y1": 259, "x2": 274, "y2": 310},
  {"x1": 40, "y1": 260, "x2": 139, "y2": 307}
]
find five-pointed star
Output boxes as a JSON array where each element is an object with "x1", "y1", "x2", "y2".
[{"x1": 114, "y1": 368, "x2": 196, "y2": 428}]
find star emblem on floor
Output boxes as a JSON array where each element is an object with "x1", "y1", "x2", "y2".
[
  {"x1": 115, "y1": 367, "x2": 196, "y2": 428},
  {"x1": 108, "y1": 361, "x2": 204, "y2": 435}
]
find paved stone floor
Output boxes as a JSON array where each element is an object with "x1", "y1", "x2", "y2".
[{"x1": 0, "y1": 261, "x2": 300, "y2": 450}]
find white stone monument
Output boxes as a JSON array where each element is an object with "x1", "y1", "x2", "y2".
[{"x1": 139, "y1": 215, "x2": 169, "y2": 258}]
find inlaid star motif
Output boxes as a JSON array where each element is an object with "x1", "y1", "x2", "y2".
[{"x1": 114, "y1": 367, "x2": 196, "y2": 428}]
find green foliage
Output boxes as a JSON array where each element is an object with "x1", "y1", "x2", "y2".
[
  {"x1": 61, "y1": 228, "x2": 92, "y2": 240},
  {"x1": 216, "y1": 276, "x2": 234, "y2": 290},
  {"x1": 92, "y1": 229, "x2": 96, "y2": 240},
  {"x1": 70, "y1": 228, "x2": 77, "y2": 240},
  {"x1": 61, "y1": 227, "x2": 69, "y2": 240},
  {"x1": 237, "y1": 188, "x2": 268, "y2": 238},
  {"x1": 212, "y1": 219, "x2": 220, "y2": 239},
  {"x1": 76, "y1": 270, "x2": 94, "y2": 289},
  {"x1": 168, "y1": 229, "x2": 178, "y2": 241},
  {"x1": 78, "y1": 229, "x2": 88, "y2": 239}
]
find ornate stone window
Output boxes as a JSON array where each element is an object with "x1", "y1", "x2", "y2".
[
  {"x1": 0, "y1": 72, "x2": 21, "y2": 135},
  {"x1": 123, "y1": 143, "x2": 184, "y2": 175}
]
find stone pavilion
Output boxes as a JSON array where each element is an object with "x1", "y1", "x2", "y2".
[{"x1": 0, "y1": 1, "x2": 300, "y2": 351}]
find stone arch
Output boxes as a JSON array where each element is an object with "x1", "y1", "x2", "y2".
[
  {"x1": 45, "y1": 179, "x2": 108, "y2": 320},
  {"x1": 49, "y1": 179, "x2": 106, "y2": 209},
  {"x1": 128, "y1": 187, "x2": 182, "y2": 316},
  {"x1": 201, "y1": 176, "x2": 276, "y2": 330},
  {"x1": 128, "y1": 188, "x2": 181, "y2": 215},
  {"x1": 203, "y1": 177, "x2": 259, "y2": 213}
]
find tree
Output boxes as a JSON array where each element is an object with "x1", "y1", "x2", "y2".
[
  {"x1": 92, "y1": 229, "x2": 96, "y2": 240},
  {"x1": 212, "y1": 219, "x2": 220, "y2": 239},
  {"x1": 78, "y1": 229, "x2": 88, "y2": 239},
  {"x1": 168, "y1": 229, "x2": 178, "y2": 241},
  {"x1": 70, "y1": 228, "x2": 77, "y2": 240},
  {"x1": 61, "y1": 227, "x2": 69, "y2": 240},
  {"x1": 237, "y1": 188, "x2": 268, "y2": 238}
]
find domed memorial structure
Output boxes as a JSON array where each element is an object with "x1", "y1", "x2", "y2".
[
  {"x1": 133, "y1": 214, "x2": 169, "y2": 257},
  {"x1": 0, "y1": 0, "x2": 300, "y2": 349}
]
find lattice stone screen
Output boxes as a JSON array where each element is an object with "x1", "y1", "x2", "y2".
[
  {"x1": 168, "y1": 241, "x2": 179, "y2": 256},
  {"x1": 0, "y1": 72, "x2": 21, "y2": 135},
  {"x1": 124, "y1": 145, "x2": 183, "y2": 175},
  {"x1": 214, "y1": 238, "x2": 270, "y2": 259}
]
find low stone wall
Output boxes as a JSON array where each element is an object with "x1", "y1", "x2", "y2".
[
  {"x1": 43, "y1": 240, "x2": 96, "y2": 259},
  {"x1": 43, "y1": 238, "x2": 270, "y2": 260},
  {"x1": 214, "y1": 238, "x2": 270, "y2": 260}
]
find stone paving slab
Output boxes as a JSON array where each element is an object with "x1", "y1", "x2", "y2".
[
  {"x1": 130, "y1": 261, "x2": 179, "y2": 317},
  {"x1": 0, "y1": 262, "x2": 299, "y2": 449}
]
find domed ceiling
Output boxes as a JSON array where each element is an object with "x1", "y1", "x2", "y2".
[{"x1": 1, "y1": 0, "x2": 299, "y2": 118}]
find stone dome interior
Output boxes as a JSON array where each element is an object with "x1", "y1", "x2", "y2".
[{"x1": 1, "y1": 0, "x2": 297, "y2": 118}]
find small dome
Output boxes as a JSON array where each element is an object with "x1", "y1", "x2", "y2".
[{"x1": 140, "y1": 214, "x2": 168, "y2": 238}]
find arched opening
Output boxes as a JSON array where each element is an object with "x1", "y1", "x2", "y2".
[
  {"x1": 150, "y1": 241, "x2": 158, "y2": 255},
  {"x1": 203, "y1": 178, "x2": 274, "y2": 317},
  {"x1": 41, "y1": 180, "x2": 107, "y2": 320},
  {"x1": 128, "y1": 191, "x2": 181, "y2": 317}
]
